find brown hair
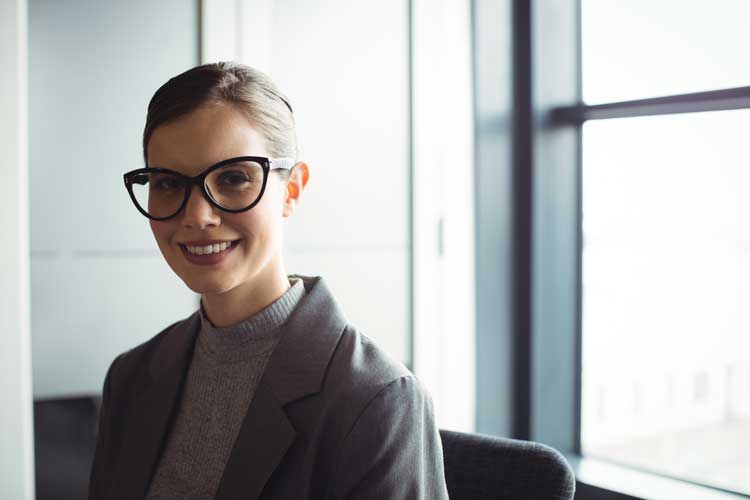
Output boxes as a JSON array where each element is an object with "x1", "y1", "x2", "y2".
[{"x1": 142, "y1": 62, "x2": 297, "y2": 180}]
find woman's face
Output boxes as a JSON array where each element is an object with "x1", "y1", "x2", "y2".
[{"x1": 146, "y1": 102, "x2": 291, "y2": 296}]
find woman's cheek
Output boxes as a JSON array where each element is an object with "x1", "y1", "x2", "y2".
[{"x1": 149, "y1": 220, "x2": 172, "y2": 244}]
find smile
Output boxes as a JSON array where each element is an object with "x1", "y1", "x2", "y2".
[
  {"x1": 185, "y1": 241, "x2": 234, "y2": 255},
  {"x1": 179, "y1": 240, "x2": 241, "y2": 266}
]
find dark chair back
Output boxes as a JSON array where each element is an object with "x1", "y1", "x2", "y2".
[
  {"x1": 34, "y1": 396, "x2": 100, "y2": 500},
  {"x1": 440, "y1": 429, "x2": 575, "y2": 500}
]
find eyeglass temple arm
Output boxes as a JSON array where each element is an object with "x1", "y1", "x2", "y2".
[{"x1": 270, "y1": 157, "x2": 297, "y2": 171}]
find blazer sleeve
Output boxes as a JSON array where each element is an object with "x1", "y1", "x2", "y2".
[
  {"x1": 88, "y1": 353, "x2": 121, "y2": 500},
  {"x1": 331, "y1": 375, "x2": 450, "y2": 500}
]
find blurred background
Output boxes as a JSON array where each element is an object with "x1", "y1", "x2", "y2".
[{"x1": 2, "y1": 0, "x2": 749, "y2": 499}]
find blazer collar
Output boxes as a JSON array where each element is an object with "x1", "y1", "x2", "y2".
[
  {"x1": 114, "y1": 275, "x2": 347, "y2": 500},
  {"x1": 148, "y1": 273, "x2": 347, "y2": 404}
]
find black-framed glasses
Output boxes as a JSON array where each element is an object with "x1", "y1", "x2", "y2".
[{"x1": 123, "y1": 156, "x2": 295, "y2": 220}]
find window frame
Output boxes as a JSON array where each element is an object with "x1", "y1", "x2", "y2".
[{"x1": 472, "y1": 0, "x2": 750, "y2": 498}]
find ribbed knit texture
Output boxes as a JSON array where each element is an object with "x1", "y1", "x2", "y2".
[{"x1": 144, "y1": 276, "x2": 306, "y2": 500}]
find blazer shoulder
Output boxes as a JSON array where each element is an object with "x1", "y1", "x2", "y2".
[
  {"x1": 323, "y1": 323, "x2": 415, "y2": 407},
  {"x1": 108, "y1": 315, "x2": 193, "y2": 385}
]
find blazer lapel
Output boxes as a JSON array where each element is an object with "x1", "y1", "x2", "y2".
[
  {"x1": 110, "y1": 312, "x2": 201, "y2": 500},
  {"x1": 214, "y1": 275, "x2": 348, "y2": 500},
  {"x1": 212, "y1": 382, "x2": 296, "y2": 500}
]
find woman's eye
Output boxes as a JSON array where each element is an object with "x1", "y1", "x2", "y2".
[
  {"x1": 151, "y1": 176, "x2": 181, "y2": 191},
  {"x1": 219, "y1": 171, "x2": 252, "y2": 185}
]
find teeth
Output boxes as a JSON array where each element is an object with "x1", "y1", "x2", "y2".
[{"x1": 186, "y1": 241, "x2": 232, "y2": 255}]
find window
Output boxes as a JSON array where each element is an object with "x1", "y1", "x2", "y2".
[
  {"x1": 474, "y1": 0, "x2": 750, "y2": 498},
  {"x1": 579, "y1": 0, "x2": 750, "y2": 496},
  {"x1": 582, "y1": 0, "x2": 750, "y2": 104}
]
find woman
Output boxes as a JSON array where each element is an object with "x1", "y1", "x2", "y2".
[{"x1": 88, "y1": 62, "x2": 449, "y2": 500}]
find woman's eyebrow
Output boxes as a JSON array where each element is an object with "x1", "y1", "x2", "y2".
[{"x1": 146, "y1": 163, "x2": 193, "y2": 172}]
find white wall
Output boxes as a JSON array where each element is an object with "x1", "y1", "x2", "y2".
[
  {"x1": 277, "y1": 0, "x2": 412, "y2": 364},
  {"x1": 202, "y1": 0, "x2": 476, "y2": 430},
  {"x1": 204, "y1": 0, "x2": 412, "y2": 363},
  {"x1": 0, "y1": 0, "x2": 35, "y2": 496},
  {"x1": 29, "y1": 0, "x2": 200, "y2": 397}
]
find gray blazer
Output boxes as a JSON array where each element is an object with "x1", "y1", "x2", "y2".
[{"x1": 88, "y1": 275, "x2": 449, "y2": 500}]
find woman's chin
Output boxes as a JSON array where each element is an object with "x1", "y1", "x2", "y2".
[{"x1": 181, "y1": 277, "x2": 233, "y2": 295}]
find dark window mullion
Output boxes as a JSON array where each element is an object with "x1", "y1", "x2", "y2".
[
  {"x1": 552, "y1": 85, "x2": 750, "y2": 124},
  {"x1": 512, "y1": 0, "x2": 533, "y2": 442}
]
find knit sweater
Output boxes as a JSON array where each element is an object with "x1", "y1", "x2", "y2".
[{"x1": 144, "y1": 276, "x2": 306, "y2": 500}]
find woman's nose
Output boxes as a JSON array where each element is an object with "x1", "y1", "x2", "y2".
[{"x1": 181, "y1": 184, "x2": 220, "y2": 229}]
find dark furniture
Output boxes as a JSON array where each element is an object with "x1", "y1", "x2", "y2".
[
  {"x1": 34, "y1": 396, "x2": 100, "y2": 500},
  {"x1": 440, "y1": 429, "x2": 576, "y2": 500}
]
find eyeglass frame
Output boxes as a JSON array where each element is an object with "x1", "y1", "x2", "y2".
[{"x1": 123, "y1": 155, "x2": 296, "y2": 221}]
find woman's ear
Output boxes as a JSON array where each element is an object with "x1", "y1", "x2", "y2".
[{"x1": 282, "y1": 161, "x2": 310, "y2": 217}]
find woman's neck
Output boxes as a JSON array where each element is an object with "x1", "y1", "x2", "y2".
[{"x1": 200, "y1": 268, "x2": 291, "y2": 328}]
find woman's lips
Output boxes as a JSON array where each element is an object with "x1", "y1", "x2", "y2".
[{"x1": 179, "y1": 239, "x2": 241, "y2": 266}]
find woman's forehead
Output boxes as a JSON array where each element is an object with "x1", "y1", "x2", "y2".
[{"x1": 147, "y1": 102, "x2": 268, "y2": 173}]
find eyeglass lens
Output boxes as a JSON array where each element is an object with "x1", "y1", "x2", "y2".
[{"x1": 130, "y1": 159, "x2": 265, "y2": 218}]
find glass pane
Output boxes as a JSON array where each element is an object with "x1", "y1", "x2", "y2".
[
  {"x1": 582, "y1": 0, "x2": 750, "y2": 104},
  {"x1": 581, "y1": 109, "x2": 750, "y2": 495}
]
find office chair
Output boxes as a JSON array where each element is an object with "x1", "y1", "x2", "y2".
[{"x1": 440, "y1": 429, "x2": 576, "y2": 500}]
